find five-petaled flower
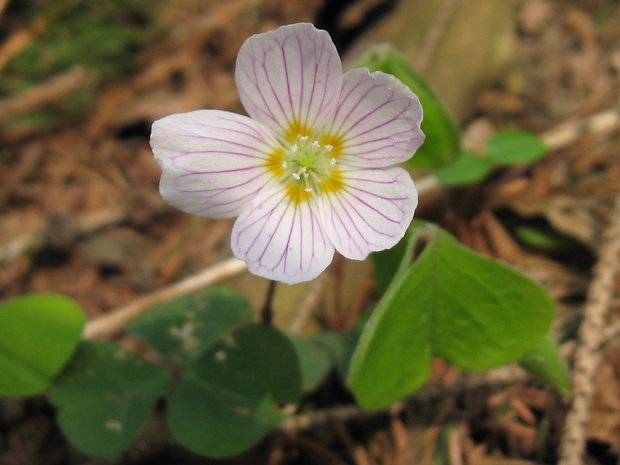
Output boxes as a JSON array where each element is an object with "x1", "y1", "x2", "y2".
[{"x1": 150, "y1": 23, "x2": 424, "y2": 284}]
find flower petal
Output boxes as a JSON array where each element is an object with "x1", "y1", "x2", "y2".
[
  {"x1": 231, "y1": 186, "x2": 335, "y2": 284},
  {"x1": 318, "y1": 166, "x2": 417, "y2": 260},
  {"x1": 324, "y1": 68, "x2": 424, "y2": 168},
  {"x1": 235, "y1": 23, "x2": 342, "y2": 141},
  {"x1": 151, "y1": 110, "x2": 279, "y2": 218}
]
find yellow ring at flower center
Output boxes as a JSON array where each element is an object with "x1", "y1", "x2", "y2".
[{"x1": 266, "y1": 121, "x2": 344, "y2": 204}]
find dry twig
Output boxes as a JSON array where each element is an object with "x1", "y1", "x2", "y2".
[
  {"x1": 288, "y1": 271, "x2": 329, "y2": 334},
  {"x1": 0, "y1": 16, "x2": 47, "y2": 71},
  {"x1": 83, "y1": 257, "x2": 247, "y2": 339},
  {"x1": 558, "y1": 189, "x2": 620, "y2": 465},
  {"x1": 0, "y1": 66, "x2": 96, "y2": 123},
  {"x1": 414, "y1": 0, "x2": 460, "y2": 73},
  {"x1": 278, "y1": 365, "x2": 526, "y2": 435}
]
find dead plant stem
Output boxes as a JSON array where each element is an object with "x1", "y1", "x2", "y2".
[
  {"x1": 83, "y1": 257, "x2": 247, "y2": 339},
  {"x1": 278, "y1": 365, "x2": 526, "y2": 435},
  {"x1": 558, "y1": 189, "x2": 620, "y2": 465}
]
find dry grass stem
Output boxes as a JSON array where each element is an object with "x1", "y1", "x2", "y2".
[
  {"x1": 288, "y1": 271, "x2": 329, "y2": 334},
  {"x1": 83, "y1": 257, "x2": 247, "y2": 339},
  {"x1": 0, "y1": 66, "x2": 97, "y2": 122},
  {"x1": 279, "y1": 365, "x2": 526, "y2": 435},
  {"x1": 558, "y1": 189, "x2": 620, "y2": 465},
  {"x1": 414, "y1": 0, "x2": 460, "y2": 73}
]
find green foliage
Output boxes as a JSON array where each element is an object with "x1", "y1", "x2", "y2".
[
  {"x1": 430, "y1": 129, "x2": 548, "y2": 188},
  {"x1": 349, "y1": 222, "x2": 556, "y2": 409},
  {"x1": 486, "y1": 130, "x2": 548, "y2": 165},
  {"x1": 49, "y1": 340, "x2": 170, "y2": 458},
  {"x1": 168, "y1": 323, "x2": 301, "y2": 457},
  {"x1": 291, "y1": 336, "x2": 333, "y2": 393},
  {"x1": 127, "y1": 286, "x2": 254, "y2": 364},
  {"x1": 519, "y1": 331, "x2": 571, "y2": 396},
  {"x1": 355, "y1": 45, "x2": 461, "y2": 169},
  {"x1": 0, "y1": 294, "x2": 85, "y2": 396},
  {"x1": 433, "y1": 150, "x2": 493, "y2": 186},
  {"x1": 316, "y1": 327, "x2": 365, "y2": 381}
]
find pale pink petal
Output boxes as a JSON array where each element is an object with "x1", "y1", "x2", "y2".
[
  {"x1": 318, "y1": 166, "x2": 417, "y2": 260},
  {"x1": 150, "y1": 110, "x2": 279, "y2": 219},
  {"x1": 235, "y1": 23, "x2": 342, "y2": 141},
  {"x1": 323, "y1": 68, "x2": 424, "y2": 168},
  {"x1": 231, "y1": 186, "x2": 335, "y2": 284}
]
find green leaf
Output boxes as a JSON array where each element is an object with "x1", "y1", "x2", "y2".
[
  {"x1": 371, "y1": 232, "x2": 411, "y2": 297},
  {"x1": 349, "y1": 224, "x2": 555, "y2": 409},
  {"x1": 127, "y1": 286, "x2": 254, "y2": 364},
  {"x1": 355, "y1": 45, "x2": 461, "y2": 169},
  {"x1": 168, "y1": 323, "x2": 301, "y2": 457},
  {"x1": 0, "y1": 294, "x2": 85, "y2": 396},
  {"x1": 485, "y1": 130, "x2": 547, "y2": 165},
  {"x1": 433, "y1": 150, "x2": 493, "y2": 186},
  {"x1": 49, "y1": 341, "x2": 170, "y2": 458},
  {"x1": 291, "y1": 336, "x2": 333, "y2": 393},
  {"x1": 371, "y1": 219, "x2": 443, "y2": 296},
  {"x1": 519, "y1": 331, "x2": 571, "y2": 396}
]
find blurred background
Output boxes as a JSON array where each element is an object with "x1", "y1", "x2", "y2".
[{"x1": 1, "y1": 0, "x2": 619, "y2": 464}]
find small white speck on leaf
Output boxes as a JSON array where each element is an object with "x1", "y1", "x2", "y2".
[
  {"x1": 105, "y1": 419, "x2": 123, "y2": 432},
  {"x1": 170, "y1": 322, "x2": 200, "y2": 353}
]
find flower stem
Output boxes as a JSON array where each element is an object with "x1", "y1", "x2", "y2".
[{"x1": 260, "y1": 280, "x2": 277, "y2": 324}]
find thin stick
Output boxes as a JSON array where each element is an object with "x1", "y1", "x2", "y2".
[
  {"x1": 83, "y1": 257, "x2": 247, "y2": 339},
  {"x1": 0, "y1": 66, "x2": 96, "y2": 123},
  {"x1": 289, "y1": 272, "x2": 328, "y2": 334},
  {"x1": 0, "y1": 0, "x2": 10, "y2": 17},
  {"x1": 540, "y1": 107, "x2": 620, "y2": 149},
  {"x1": 0, "y1": 16, "x2": 47, "y2": 71},
  {"x1": 414, "y1": 0, "x2": 460, "y2": 73},
  {"x1": 558, "y1": 190, "x2": 620, "y2": 465},
  {"x1": 1, "y1": 205, "x2": 146, "y2": 264},
  {"x1": 278, "y1": 364, "x2": 525, "y2": 435}
]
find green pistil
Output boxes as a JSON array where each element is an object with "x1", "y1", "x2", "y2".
[{"x1": 282, "y1": 134, "x2": 337, "y2": 193}]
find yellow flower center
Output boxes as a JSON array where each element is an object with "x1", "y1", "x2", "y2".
[{"x1": 266, "y1": 123, "x2": 344, "y2": 203}]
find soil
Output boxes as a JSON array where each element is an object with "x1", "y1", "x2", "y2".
[{"x1": 1, "y1": 0, "x2": 619, "y2": 464}]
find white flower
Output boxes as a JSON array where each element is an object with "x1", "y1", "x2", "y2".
[{"x1": 150, "y1": 23, "x2": 424, "y2": 284}]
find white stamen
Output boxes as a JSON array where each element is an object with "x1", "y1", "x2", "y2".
[
  {"x1": 326, "y1": 145, "x2": 333, "y2": 151},
  {"x1": 312, "y1": 140, "x2": 320, "y2": 147},
  {"x1": 304, "y1": 187, "x2": 312, "y2": 192},
  {"x1": 291, "y1": 144, "x2": 298, "y2": 153},
  {"x1": 299, "y1": 135, "x2": 309, "y2": 141},
  {"x1": 281, "y1": 161, "x2": 287, "y2": 168},
  {"x1": 330, "y1": 158, "x2": 337, "y2": 166},
  {"x1": 292, "y1": 172, "x2": 301, "y2": 180}
]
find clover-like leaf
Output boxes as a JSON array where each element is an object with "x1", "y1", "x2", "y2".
[
  {"x1": 486, "y1": 130, "x2": 547, "y2": 165},
  {"x1": 127, "y1": 286, "x2": 254, "y2": 364},
  {"x1": 168, "y1": 323, "x2": 301, "y2": 457},
  {"x1": 351, "y1": 223, "x2": 555, "y2": 409},
  {"x1": 433, "y1": 150, "x2": 492, "y2": 186},
  {"x1": 291, "y1": 336, "x2": 333, "y2": 393},
  {"x1": 0, "y1": 293, "x2": 85, "y2": 396},
  {"x1": 49, "y1": 341, "x2": 170, "y2": 458}
]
